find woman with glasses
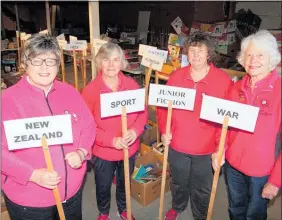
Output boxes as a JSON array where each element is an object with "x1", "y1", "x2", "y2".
[{"x1": 1, "y1": 33, "x2": 96, "y2": 220}]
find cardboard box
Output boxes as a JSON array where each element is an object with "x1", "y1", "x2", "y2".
[
  {"x1": 140, "y1": 125, "x2": 164, "y2": 162},
  {"x1": 131, "y1": 152, "x2": 170, "y2": 207}
]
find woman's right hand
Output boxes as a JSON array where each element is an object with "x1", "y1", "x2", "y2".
[
  {"x1": 113, "y1": 137, "x2": 128, "y2": 150},
  {"x1": 161, "y1": 133, "x2": 172, "y2": 147},
  {"x1": 29, "y1": 169, "x2": 61, "y2": 189}
]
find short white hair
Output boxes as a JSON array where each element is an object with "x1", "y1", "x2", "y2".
[
  {"x1": 237, "y1": 30, "x2": 281, "y2": 71},
  {"x1": 95, "y1": 42, "x2": 128, "y2": 70}
]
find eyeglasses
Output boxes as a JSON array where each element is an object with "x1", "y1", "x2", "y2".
[{"x1": 28, "y1": 58, "x2": 59, "y2": 66}]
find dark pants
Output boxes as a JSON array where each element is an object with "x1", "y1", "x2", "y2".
[
  {"x1": 225, "y1": 162, "x2": 269, "y2": 220},
  {"x1": 4, "y1": 187, "x2": 83, "y2": 220},
  {"x1": 168, "y1": 147, "x2": 213, "y2": 220},
  {"x1": 91, "y1": 154, "x2": 136, "y2": 215}
]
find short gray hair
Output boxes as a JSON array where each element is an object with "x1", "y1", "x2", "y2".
[
  {"x1": 95, "y1": 42, "x2": 128, "y2": 70},
  {"x1": 237, "y1": 30, "x2": 281, "y2": 71},
  {"x1": 183, "y1": 31, "x2": 217, "y2": 63},
  {"x1": 21, "y1": 34, "x2": 61, "y2": 66}
]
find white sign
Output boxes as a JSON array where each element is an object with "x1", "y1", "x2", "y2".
[
  {"x1": 149, "y1": 84, "x2": 196, "y2": 111},
  {"x1": 63, "y1": 40, "x2": 87, "y2": 51},
  {"x1": 20, "y1": 32, "x2": 26, "y2": 39},
  {"x1": 58, "y1": 39, "x2": 67, "y2": 48},
  {"x1": 69, "y1": 35, "x2": 77, "y2": 42},
  {"x1": 147, "y1": 48, "x2": 168, "y2": 63},
  {"x1": 138, "y1": 44, "x2": 157, "y2": 56},
  {"x1": 200, "y1": 95, "x2": 260, "y2": 132},
  {"x1": 141, "y1": 51, "x2": 164, "y2": 71},
  {"x1": 93, "y1": 39, "x2": 108, "y2": 55},
  {"x1": 100, "y1": 88, "x2": 146, "y2": 118},
  {"x1": 181, "y1": 54, "x2": 189, "y2": 68},
  {"x1": 3, "y1": 115, "x2": 73, "y2": 151},
  {"x1": 56, "y1": 33, "x2": 65, "y2": 41}
]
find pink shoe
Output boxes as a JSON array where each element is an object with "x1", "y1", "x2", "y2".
[
  {"x1": 165, "y1": 209, "x2": 179, "y2": 220},
  {"x1": 119, "y1": 211, "x2": 135, "y2": 220},
  {"x1": 97, "y1": 214, "x2": 110, "y2": 220}
]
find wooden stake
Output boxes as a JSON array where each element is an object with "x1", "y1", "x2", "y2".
[
  {"x1": 73, "y1": 50, "x2": 78, "y2": 90},
  {"x1": 41, "y1": 136, "x2": 66, "y2": 220},
  {"x1": 16, "y1": 31, "x2": 21, "y2": 70},
  {"x1": 145, "y1": 65, "x2": 153, "y2": 105},
  {"x1": 82, "y1": 50, "x2": 87, "y2": 87},
  {"x1": 60, "y1": 47, "x2": 66, "y2": 82},
  {"x1": 158, "y1": 100, "x2": 172, "y2": 220},
  {"x1": 206, "y1": 116, "x2": 229, "y2": 220},
  {"x1": 155, "y1": 71, "x2": 160, "y2": 144},
  {"x1": 91, "y1": 46, "x2": 96, "y2": 80},
  {"x1": 121, "y1": 106, "x2": 132, "y2": 220}
]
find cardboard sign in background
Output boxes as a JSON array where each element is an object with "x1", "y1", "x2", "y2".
[
  {"x1": 141, "y1": 51, "x2": 164, "y2": 72},
  {"x1": 93, "y1": 39, "x2": 108, "y2": 55},
  {"x1": 100, "y1": 88, "x2": 146, "y2": 118},
  {"x1": 138, "y1": 44, "x2": 157, "y2": 56},
  {"x1": 149, "y1": 84, "x2": 196, "y2": 111},
  {"x1": 147, "y1": 48, "x2": 168, "y2": 63},
  {"x1": 200, "y1": 95, "x2": 260, "y2": 132},
  {"x1": 3, "y1": 115, "x2": 73, "y2": 151}
]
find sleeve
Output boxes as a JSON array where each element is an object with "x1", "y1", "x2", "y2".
[
  {"x1": 1, "y1": 108, "x2": 34, "y2": 185},
  {"x1": 268, "y1": 152, "x2": 281, "y2": 188},
  {"x1": 77, "y1": 95, "x2": 97, "y2": 160},
  {"x1": 215, "y1": 79, "x2": 234, "y2": 151}
]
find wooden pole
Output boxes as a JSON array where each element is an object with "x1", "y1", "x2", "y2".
[
  {"x1": 41, "y1": 136, "x2": 66, "y2": 220},
  {"x1": 45, "y1": 1, "x2": 51, "y2": 35},
  {"x1": 60, "y1": 47, "x2": 66, "y2": 82},
  {"x1": 82, "y1": 50, "x2": 87, "y2": 87},
  {"x1": 158, "y1": 100, "x2": 172, "y2": 220},
  {"x1": 206, "y1": 116, "x2": 229, "y2": 220},
  {"x1": 121, "y1": 106, "x2": 132, "y2": 220},
  {"x1": 51, "y1": 5, "x2": 57, "y2": 34},
  {"x1": 73, "y1": 50, "x2": 78, "y2": 90},
  {"x1": 16, "y1": 31, "x2": 21, "y2": 70},
  {"x1": 155, "y1": 71, "x2": 160, "y2": 144},
  {"x1": 14, "y1": 4, "x2": 20, "y2": 32},
  {"x1": 145, "y1": 65, "x2": 153, "y2": 105}
]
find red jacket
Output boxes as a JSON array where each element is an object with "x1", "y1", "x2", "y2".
[
  {"x1": 157, "y1": 64, "x2": 232, "y2": 155},
  {"x1": 81, "y1": 72, "x2": 147, "y2": 161},
  {"x1": 226, "y1": 70, "x2": 281, "y2": 188},
  {"x1": 1, "y1": 76, "x2": 96, "y2": 207}
]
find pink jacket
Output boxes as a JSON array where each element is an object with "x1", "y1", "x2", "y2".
[
  {"x1": 226, "y1": 70, "x2": 281, "y2": 187},
  {"x1": 81, "y1": 71, "x2": 148, "y2": 161},
  {"x1": 1, "y1": 76, "x2": 96, "y2": 207}
]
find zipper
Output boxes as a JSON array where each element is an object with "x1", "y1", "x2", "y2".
[{"x1": 45, "y1": 94, "x2": 68, "y2": 203}]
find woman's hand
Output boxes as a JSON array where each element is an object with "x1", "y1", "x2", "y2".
[
  {"x1": 123, "y1": 129, "x2": 137, "y2": 146},
  {"x1": 65, "y1": 151, "x2": 83, "y2": 169},
  {"x1": 113, "y1": 137, "x2": 128, "y2": 150},
  {"x1": 29, "y1": 169, "x2": 61, "y2": 189}
]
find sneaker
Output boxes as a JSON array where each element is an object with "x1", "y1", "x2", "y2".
[
  {"x1": 165, "y1": 209, "x2": 179, "y2": 220},
  {"x1": 97, "y1": 214, "x2": 110, "y2": 220},
  {"x1": 119, "y1": 211, "x2": 136, "y2": 220}
]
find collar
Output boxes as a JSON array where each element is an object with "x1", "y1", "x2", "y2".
[
  {"x1": 19, "y1": 74, "x2": 56, "y2": 97},
  {"x1": 241, "y1": 69, "x2": 279, "y2": 92},
  {"x1": 184, "y1": 63, "x2": 215, "y2": 84},
  {"x1": 98, "y1": 71, "x2": 125, "y2": 93}
]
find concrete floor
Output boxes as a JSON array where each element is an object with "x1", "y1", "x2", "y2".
[{"x1": 81, "y1": 170, "x2": 281, "y2": 220}]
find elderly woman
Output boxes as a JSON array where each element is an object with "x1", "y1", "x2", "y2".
[
  {"x1": 157, "y1": 31, "x2": 232, "y2": 220},
  {"x1": 1, "y1": 34, "x2": 96, "y2": 220},
  {"x1": 81, "y1": 42, "x2": 147, "y2": 220},
  {"x1": 212, "y1": 30, "x2": 281, "y2": 220}
]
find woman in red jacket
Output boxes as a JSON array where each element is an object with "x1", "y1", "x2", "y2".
[
  {"x1": 212, "y1": 30, "x2": 281, "y2": 220},
  {"x1": 158, "y1": 31, "x2": 232, "y2": 220},
  {"x1": 81, "y1": 43, "x2": 147, "y2": 220}
]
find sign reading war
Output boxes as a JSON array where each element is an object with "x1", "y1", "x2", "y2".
[
  {"x1": 100, "y1": 88, "x2": 146, "y2": 118},
  {"x1": 200, "y1": 95, "x2": 260, "y2": 132},
  {"x1": 149, "y1": 84, "x2": 196, "y2": 111},
  {"x1": 3, "y1": 115, "x2": 73, "y2": 151}
]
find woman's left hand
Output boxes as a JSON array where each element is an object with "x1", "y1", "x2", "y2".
[
  {"x1": 262, "y1": 182, "x2": 280, "y2": 200},
  {"x1": 65, "y1": 151, "x2": 82, "y2": 169},
  {"x1": 123, "y1": 129, "x2": 137, "y2": 146}
]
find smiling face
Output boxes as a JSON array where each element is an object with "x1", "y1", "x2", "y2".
[
  {"x1": 243, "y1": 42, "x2": 271, "y2": 77},
  {"x1": 25, "y1": 52, "x2": 59, "y2": 91},
  {"x1": 187, "y1": 44, "x2": 209, "y2": 69},
  {"x1": 100, "y1": 52, "x2": 122, "y2": 78}
]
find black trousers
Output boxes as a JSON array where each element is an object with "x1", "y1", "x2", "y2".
[
  {"x1": 168, "y1": 147, "x2": 213, "y2": 220},
  {"x1": 91, "y1": 154, "x2": 136, "y2": 215},
  {"x1": 3, "y1": 186, "x2": 83, "y2": 220}
]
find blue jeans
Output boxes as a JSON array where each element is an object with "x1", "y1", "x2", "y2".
[{"x1": 225, "y1": 162, "x2": 269, "y2": 220}]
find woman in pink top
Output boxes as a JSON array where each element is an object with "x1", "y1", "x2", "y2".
[
  {"x1": 81, "y1": 43, "x2": 147, "y2": 220},
  {"x1": 1, "y1": 34, "x2": 96, "y2": 220}
]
